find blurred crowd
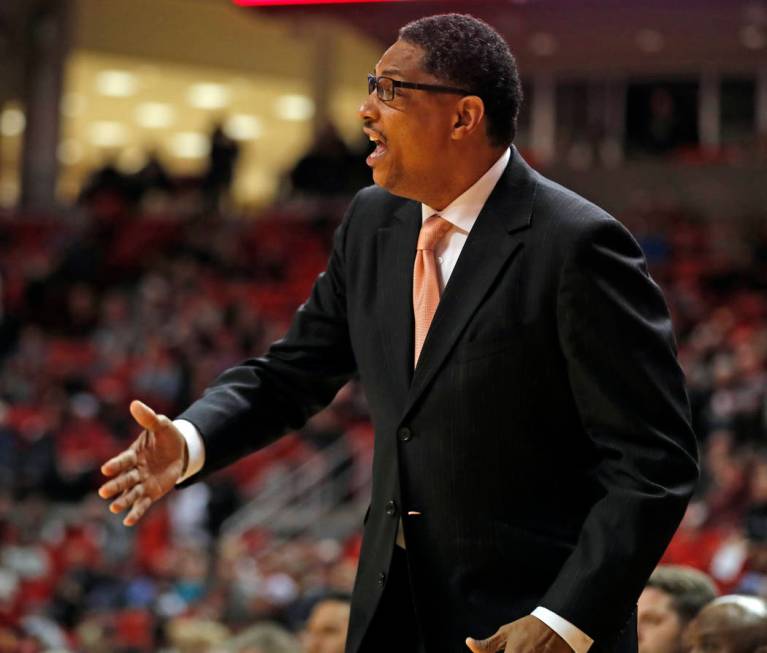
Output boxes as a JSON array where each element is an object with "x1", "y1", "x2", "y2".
[{"x1": 0, "y1": 167, "x2": 765, "y2": 651}]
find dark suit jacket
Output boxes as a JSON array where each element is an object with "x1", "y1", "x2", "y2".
[{"x1": 179, "y1": 146, "x2": 699, "y2": 653}]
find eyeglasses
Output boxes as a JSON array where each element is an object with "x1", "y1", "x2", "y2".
[{"x1": 367, "y1": 73, "x2": 474, "y2": 102}]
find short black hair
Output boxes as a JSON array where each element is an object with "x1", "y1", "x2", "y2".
[
  {"x1": 399, "y1": 13, "x2": 523, "y2": 147},
  {"x1": 646, "y1": 565, "x2": 719, "y2": 624}
]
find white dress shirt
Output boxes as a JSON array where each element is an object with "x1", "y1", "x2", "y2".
[{"x1": 175, "y1": 147, "x2": 593, "y2": 652}]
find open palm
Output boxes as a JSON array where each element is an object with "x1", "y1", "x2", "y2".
[{"x1": 98, "y1": 400, "x2": 186, "y2": 526}]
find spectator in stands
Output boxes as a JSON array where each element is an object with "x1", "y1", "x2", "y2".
[
  {"x1": 735, "y1": 452, "x2": 767, "y2": 597},
  {"x1": 637, "y1": 565, "x2": 718, "y2": 653},
  {"x1": 224, "y1": 621, "x2": 302, "y2": 653},
  {"x1": 288, "y1": 123, "x2": 361, "y2": 198},
  {"x1": 133, "y1": 150, "x2": 173, "y2": 205},
  {"x1": 301, "y1": 591, "x2": 351, "y2": 653},
  {"x1": 203, "y1": 122, "x2": 239, "y2": 213},
  {"x1": 684, "y1": 595, "x2": 767, "y2": 653},
  {"x1": 165, "y1": 616, "x2": 230, "y2": 653}
]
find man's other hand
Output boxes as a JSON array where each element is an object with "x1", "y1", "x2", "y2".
[
  {"x1": 466, "y1": 615, "x2": 573, "y2": 652},
  {"x1": 98, "y1": 400, "x2": 186, "y2": 526}
]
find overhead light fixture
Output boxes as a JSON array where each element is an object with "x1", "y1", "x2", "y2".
[
  {"x1": 171, "y1": 132, "x2": 209, "y2": 159},
  {"x1": 0, "y1": 107, "x2": 25, "y2": 137},
  {"x1": 636, "y1": 29, "x2": 664, "y2": 53},
  {"x1": 135, "y1": 102, "x2": 175, "y2": 128},
  {"x1": 57, "y1": 140, "x2": 84, "y2": 166},
  {"x1": 88, "y1": 121, "x2": 128, "y2": 147},
  {"x1": 225, "y1": 114, "x2": 263, "y2": 140},
  {"x1": 740, "y1": 24, "x2": 766, "y2": 50},
  {"x1": 187, "y1": 83, "x2": 230, "y2": 110},
  {"x1": 529, "y1": 32, "x2": 557, "y2": 57},
  {"x1": 274, "y1": 94, "x2": 315, "y2": 122},
  {"x1": 61, "y1": 93, "x2": 87, "y2": 117},
  {"x1": 96, "y1": 70, "x2": 138, "y2": 97}
]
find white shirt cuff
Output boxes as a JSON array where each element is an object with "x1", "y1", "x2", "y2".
[
  {"x1": 173, "y1": 419, "x2": 206, "y2": 484},
  {"x1": 531, "y1": 606, "x2": 593, "y2": 652}
]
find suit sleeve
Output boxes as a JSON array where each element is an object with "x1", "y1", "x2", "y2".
[
  {"x1": 176, "y1": 194, "x2": 360, "y2": 483},
  {"x1": 540, "y1": 217, "x2": 699, "y2": 646}
]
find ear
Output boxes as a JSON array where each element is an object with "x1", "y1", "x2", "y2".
[{"x1": 451, "y1": 95, "x2": 485, "y2": 141}]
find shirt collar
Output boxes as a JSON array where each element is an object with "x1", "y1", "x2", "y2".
[{"x1": 421, "y1": 147, "x2": 511, "y2": 233}]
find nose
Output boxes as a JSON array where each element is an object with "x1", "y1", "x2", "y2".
[{"x1": 358, "y1": 92, "x2": 379, "y2": 122}]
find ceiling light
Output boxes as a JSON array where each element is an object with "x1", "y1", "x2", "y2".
[
  {"x1": 274, "y1": 95, "x2": 315, "y2": 122},
  {"x1": 0, "y1": 108, "x2": 25, "y2": 137},
  {"x1": 636, "y1": 29, "x2": 664, "y2": 53},
  {"x1": 225, "y1": 114, "x2": 263, "y2": 140},
  {"x1": 529, "y1": 32, "x2": 558, "y2": 57},
  {"x1": 88, "y1": 121, "x2": 128, "y2": 147},
  {"x1": 61, "y1": 93, "x2": 86, "y2": 117},
  {"x1": 135, "y1": 102, "x2": 175, "y2": 128},
  {"x1": 741, "y1": 24, "x2": 766, "y2": 50},
  {"x1": 171, "y1": 132, "x2": 209, "y2": 159},
  {"x1": 57, "y1": 140, "x2": 84, "y2": 166},
  {"x1": 187, "y1": 83, "x2": 230, "y2": 110},
  {"x1": 96, "y1": 70, "x2": 138, "y2": 97}
]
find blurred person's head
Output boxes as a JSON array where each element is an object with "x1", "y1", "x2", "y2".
[
  {"x1": 224, "y1": 621, "x2": 301, "y2": 653},
  {"x1": 751, "y1": 454, "x2": 767, "y2": 503},
  {"x1": 684, "y1": 595, "x2": 767, "y2": 653},
  {"x1": 358, "y1": 13, "x2": 523, "y2": 208},
  {"x1": 301, "y1": 592, "x2": 351, "y2": 653},
  {"x1": 637, "y1": 565, "x2": 718, "y2": 653},
  {"x1": 745, "y1": 457, "x2": 767, "y2": 574},
  {"x1": 165, "y1": 617, "x2": 229, "y2": 653},
  {"x1": 734, "y1": 340, "x2": 764, "y2": 378}
]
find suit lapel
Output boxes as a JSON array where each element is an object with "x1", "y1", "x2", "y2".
[
  {"x1": 403, "y1": 147, "x2": 538, "y2": 419},
  {"x1": 376, "y1": 200, "x2": 421, "y2": 396}
]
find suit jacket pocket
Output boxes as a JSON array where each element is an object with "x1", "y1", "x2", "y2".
[
  {"x1": 492, "y1": 519, "x2": 577, "y2": 589},
  {"x1": 454, "y1": 333, "x2": 517, "y2": 363}
]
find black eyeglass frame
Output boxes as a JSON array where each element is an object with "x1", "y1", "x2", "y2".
[{"x1": 367, "y1": 73, "x2": 474, "y2": 102}]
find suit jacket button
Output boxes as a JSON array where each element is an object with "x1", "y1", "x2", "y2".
[
  {"x1": 377, "y1": 572, "x2": 386, "y2": 586},
  {"x1": 385, "y1": 500, "x2": 398, "y2": 517},
  {"x1": 398, "y1": 427, "x2": 412, "y2": 442}
]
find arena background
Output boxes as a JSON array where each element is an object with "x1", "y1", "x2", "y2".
[{"x1": 0, "y1": 0, "x2": 766, "y2": 650}]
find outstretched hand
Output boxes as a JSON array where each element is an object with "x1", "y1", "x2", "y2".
[
  {"x1": 466, "y1": 615, "x2": 573, "y2": 653},
  {"x1": 98, "y1": 400, "x2": 187, "y2": 526}
]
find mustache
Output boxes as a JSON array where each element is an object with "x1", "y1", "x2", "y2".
[{"x1": 363, "y1": 121, "x2": 386, "y2": 141}]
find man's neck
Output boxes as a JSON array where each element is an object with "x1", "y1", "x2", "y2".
[{"x1": 425, "y1": 146, "x2": 508, "y2": 211}]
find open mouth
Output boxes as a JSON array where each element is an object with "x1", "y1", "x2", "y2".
[{"x1": 364, "y1": 128, "x2": 387, "y2": 166}]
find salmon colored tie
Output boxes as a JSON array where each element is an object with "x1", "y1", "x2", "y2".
[{"x1": 413, "y1": 215, "x2": 452, "y2": 366}]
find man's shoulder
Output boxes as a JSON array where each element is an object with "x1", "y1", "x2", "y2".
[
  {"x1": 533, "y1": 173, "x2": 615, "y2": 234},
  {"x1": 351, "y1": 184, "x2": 411, "y2": 215},
  {"x1": 339, "y1": 185, "x2": 415, "y2": 243},
  {"x1": 518, "y1": 168, "x2": 639, "y2": 260}
]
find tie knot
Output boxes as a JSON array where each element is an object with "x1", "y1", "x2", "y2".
[{"x1": 417, "y1": 215, "x2": 452, "y2": 251}]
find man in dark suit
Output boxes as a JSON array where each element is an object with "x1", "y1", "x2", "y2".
[{"x1": 99, "y1": 14, "x2": 699, "y2": 653}]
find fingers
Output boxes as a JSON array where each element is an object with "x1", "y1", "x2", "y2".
[
  {"x1": 123, "y1": 495, "x2": 153, "y2": 527},
  {"x1": 466, "y1": 628, "x2": 506, "y2": 653},
  {"x1": 100, "y1": 449, "x2": 138, "y2": 480},
  {"x1": 129, "y1": 399, "x2": 162, "y2": 432},
  {"x1": 109, "y1": 483, "x2": 145, "y2": 514},
  {"x1": 98, "y1": 467, "x2": 141, "y2": 500}
]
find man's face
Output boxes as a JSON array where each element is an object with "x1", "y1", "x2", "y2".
[
  {"x1": 302, "y1": 599, "x2": 350, "y2": 653},
  {"x1": 358, "y1": 39, "x2": 463, "y2": 203},
  {"x1": 637, "y1": 587, "x2": 685, "y2": 653}
]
